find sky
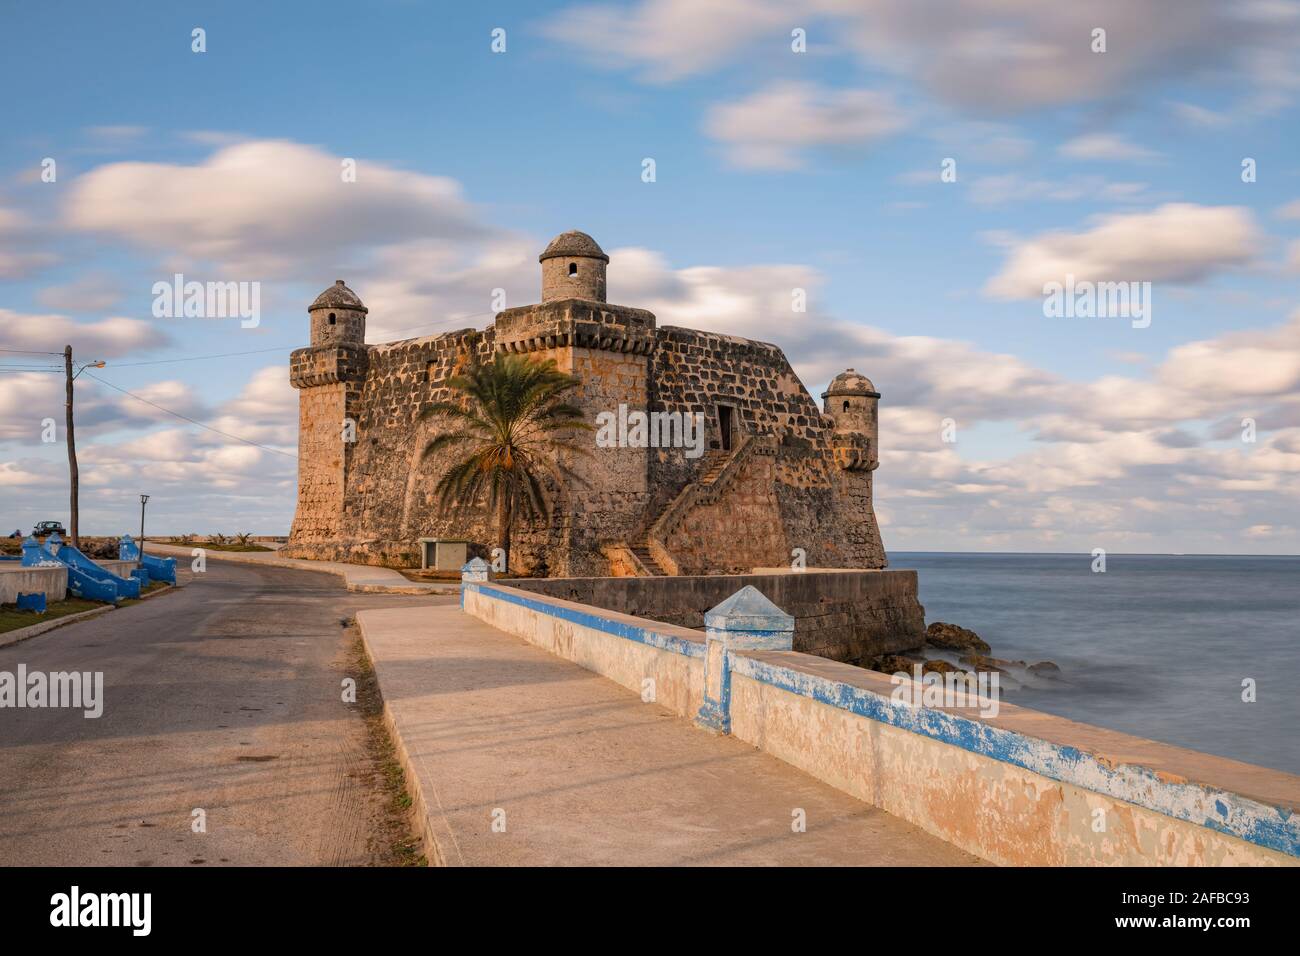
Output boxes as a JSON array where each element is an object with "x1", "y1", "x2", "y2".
[{"x1": 1, "y1": 0, "x2": 1298, "y2": 553}]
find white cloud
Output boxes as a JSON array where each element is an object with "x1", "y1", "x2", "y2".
[
  {"x1": 35, "y1": 272, "x2": 125, "y2": 313},
  {"x1": 0, "y1": 204, "x2": 57, "y2": 279},
  {"x1": 985, "y1": 204, "x2": 1260, "y2": 299},
  {"x1": 1158, "y1": 311, "x2": 1300, "y2": 398},
  {"x1": 541, "y1": 0, "x2": 786, "y2": 83},
  {"x1": 0, "y1": 310, "x2": 168, "y2": 358},
  {"x1": 0, "y1": 370, "x2": 208, "y2": 443},
  {"x1": 966, "y1": 173, "x2": 1149, "y2": 207},
  {"x1": 0, "y1": 250, "x2": 57, "y2": 279},
  {"x1": 704, "y1": 82, "x2": 907, "y2": 170},
  {"x1": 0, "y1": 363, "x2": 298, "y2": 534},
  {"x1": 1058, "y1": 132, "x2": 1159, "y2": 162},
  {"x1": 1171, "y1": 101, "x2": 1230, "y2": 127},
  {"x1": 545, "y1": 0, "x2": 1300, "y2": 114},
  {"x1": 359, "y1": 235, "x2": 540, "y2": 342},
  {"x1": 64, "y1": 140, "x2": 492, "y2": 277}
]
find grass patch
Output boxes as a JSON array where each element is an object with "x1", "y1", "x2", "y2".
[
  {"x1": 397, "y1": 568, "x2": 462, "y2": 583},
  {"x1": 0, "y1": 597, "x2": 103, "y2": 635},
  {"x1": 189, "y1": 542, "x2": 273, "y2": 552},
  {"x1": 347, "y1": 632, "x2": 427, "y2": 867}
]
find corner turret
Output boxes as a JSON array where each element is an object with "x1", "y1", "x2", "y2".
[
  {"x1": 308, "y1": 279, "x2": 367, "y2": 349},
  {"x1": 822, "y1": 369, "x2": 880, "y2": 471}
]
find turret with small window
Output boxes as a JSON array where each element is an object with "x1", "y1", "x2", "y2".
[{"x1": 822, "y1": 369, "x2": 880, "y2": 471}]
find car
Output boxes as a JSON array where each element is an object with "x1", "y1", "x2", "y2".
[{"x1": 32, "y1": 520, "x2": 67, "y2": 538}]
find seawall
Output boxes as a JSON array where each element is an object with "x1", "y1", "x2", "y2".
[
  {"x1": 462, "y1": 578, "x2": 1299, "y2": 866},
  {"x1": 509, "y1": 569, "x2": 924, "y2": 662}
]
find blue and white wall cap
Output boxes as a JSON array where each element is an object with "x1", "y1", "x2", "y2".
[
  {"x1": 462, "y1": 557, "x2": 489, "y2": 572},
  {"x1": 704, "y1": 585, "x2": 793, "y2": 632}
]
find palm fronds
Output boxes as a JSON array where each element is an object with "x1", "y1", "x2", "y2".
[{"x1": 421, "y1": 353, "x2": 593, "y2": 567}]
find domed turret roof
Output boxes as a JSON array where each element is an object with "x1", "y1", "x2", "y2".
[
  {"x1": 822, "y1": 368, "x2": 879, "y2": 398},
  {"x1": 309, "y1": 279, "x2": 368, "y2": 314},
  {"x1": 539, "y1": 230, "x2": 609, "y2": 263}
]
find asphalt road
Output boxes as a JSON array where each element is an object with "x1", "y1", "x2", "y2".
[{"x1": 0, "y1": 561, "x2": 454, "y2": 866}]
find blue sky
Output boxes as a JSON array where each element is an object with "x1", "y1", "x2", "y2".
[{"x1": 2, "y1": 0, "x2": 1299, "y2": 552}]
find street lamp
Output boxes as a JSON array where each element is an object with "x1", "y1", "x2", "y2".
[{"x1": 139, "y1": 494, "x2": 150, "y2": 562}]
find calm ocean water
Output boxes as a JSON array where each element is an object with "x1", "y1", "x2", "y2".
[{"x1": 890, "y1": 552, "x2": 1300, "y2": 775}]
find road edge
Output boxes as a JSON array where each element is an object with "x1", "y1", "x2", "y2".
[
  {"x1": 356, "y1": 608, "x2": 464, "y2": 867},
  {"x1": 0, "y1": 604, "x2": 115, "y2": 649},
  {"x1": 145, "y1": 544, "x2": 457, "y2": 596}
]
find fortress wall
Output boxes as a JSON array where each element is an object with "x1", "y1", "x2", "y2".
[
  {"x1": 649, "y1": 327, "x2": 885, "y2": 569},
  {"x1": 348, "y1": 330, "x2": 488, "y2": 550},
  {"x1": 289, "y1": 329, "x2": 496, "y2": 565},
  {"x1": 321, "y1": 328, "x2": 602, "y2": 573},
  {"x1": 510, "y1": 569, "x2": 925, "y2": 662},
  {"x1": 290, "y1": 308, "x2": 884, "y2": 572},
  {"x1": 563, "y1": 346, "x2": 652, "y2": 576},
  {"x1": 290, "y1": 380, "x2": 350, "y2": 542}
]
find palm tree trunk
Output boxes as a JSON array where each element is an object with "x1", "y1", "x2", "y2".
[{"x1": 496, "y1": 491, "x2": 511, "y2": 574}]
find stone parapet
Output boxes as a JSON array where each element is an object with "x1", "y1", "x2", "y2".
[
  {"x1": 289, "y1": 345, "x2": 369, "y2": 389},
  {"x1": 493, "y1": 299, "x2": 657, "y2": 355}
]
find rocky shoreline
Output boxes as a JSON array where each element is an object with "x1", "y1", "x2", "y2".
[{"x1": 864, "y1": 621, "x2": 1061, "y2": 687}]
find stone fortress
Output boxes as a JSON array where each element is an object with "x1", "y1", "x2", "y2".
[{"x1": 287, "y1": 230, "x2": 889, "y2": 578}]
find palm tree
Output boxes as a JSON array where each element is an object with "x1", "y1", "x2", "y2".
[{"x1": 421, "y1": 353, "x2": 592, "y2": 571}]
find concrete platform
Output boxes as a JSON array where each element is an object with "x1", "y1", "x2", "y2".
[
  {"x1": 0, "y1": 563, "x2": 69, "y2": 603},
  {"x1": 356, "y1": 604, "x2": 984, "y2": 866},
  {"x1": 145, "y1": 543, "x2": 455, "y2": 595}
]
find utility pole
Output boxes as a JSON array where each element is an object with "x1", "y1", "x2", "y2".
[
  {"x1": 62, "y1": 347, "x2": 104, "y2": 552},
  {"x1": 64, "y1": 345, "x2": 79, "y2": 550},
  {"x1": 139, "y1": 494, "x2": 149, "y2": 561}
]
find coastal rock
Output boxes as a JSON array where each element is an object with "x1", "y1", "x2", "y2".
[
  {"x1": 867, "y1": 654, "x2": 920, "y2": 676},
  {"x1": 959, "y1": 654, "x2": 1010, "y2": 674},
  {"x1": 922, "y1": 659, "x2": 965, "y2": 675},
  {"x1": 926, "y1": 622, "x2": 991, "y2": 655},
  {"x1": 1028, "y1": 661, "x2": 1061, "y2": 676}
]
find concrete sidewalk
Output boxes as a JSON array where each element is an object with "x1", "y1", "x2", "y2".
[
  {"x1": 357, "y1": 604, "x2": 983, "y2": 866},
  {"x1": 145, "y1": 543, "x2": 456, "y2": 595}
]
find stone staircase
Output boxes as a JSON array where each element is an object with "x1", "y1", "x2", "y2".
[
  {"x1": 628, "y1": 541, "x2": 667, "y2": 576},
  {"x1": 628, "y1": 437, "x2": 761, "y2": 576}
]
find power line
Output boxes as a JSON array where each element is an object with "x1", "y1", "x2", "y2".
[
  {"x1": 2, "y1": 309, "x2": 501, "y2": 369},
  {"x1": 108, "y1": 346, "x2": 291, "y2": 367},
  {"x1": 83, "y1": 371, "x2": 297, "y2": 459},
  {"x1": 381, "y1": 311, "x2": 497, "y2": 338}
]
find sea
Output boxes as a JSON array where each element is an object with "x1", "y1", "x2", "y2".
[{"x1": 890, "y1": 552, "x2": 1300, "y2": 775}]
